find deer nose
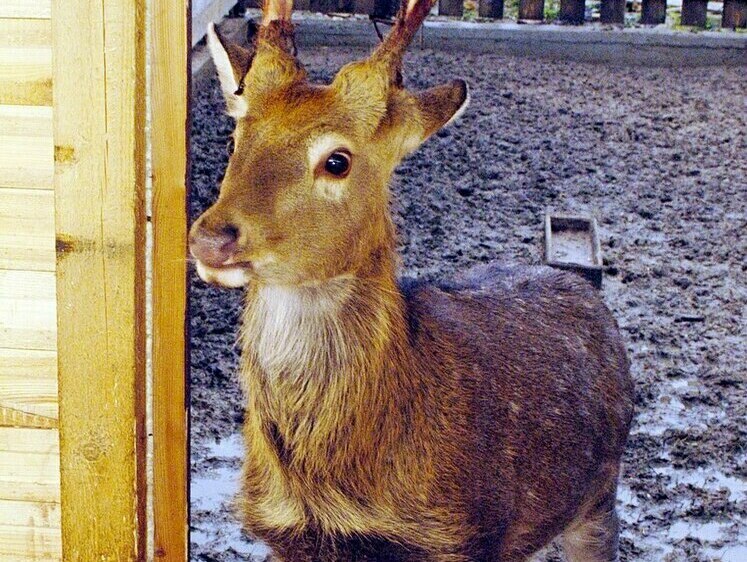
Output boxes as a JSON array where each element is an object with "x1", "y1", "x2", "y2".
[{"x1": 189, "y1": 224, "x2": 239, "y2": 268}]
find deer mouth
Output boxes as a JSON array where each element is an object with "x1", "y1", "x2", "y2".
[{"x1": 195, "y1": 260, "x2": 252, "y2": 288}]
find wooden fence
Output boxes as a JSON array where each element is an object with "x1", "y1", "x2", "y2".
[
  {"x1": 1, "y1": 0, "x2": 190, "y2": 560},
  {"x1": 232, "y1": 0, "x2": 747, "y2": 28}
]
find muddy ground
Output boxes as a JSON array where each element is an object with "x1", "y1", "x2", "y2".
[{"x1": 188, "y1": 44, "x2": 746, "y2": 561}]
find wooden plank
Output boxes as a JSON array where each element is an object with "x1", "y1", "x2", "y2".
[
  {"x1": 0, "y1": 427, "x2": 59, "y2": 503},
  {"x1": 681, "y1": 0, "x2": 708, "y2": 26},
  {"x1": 0, "y1": 134, "x2": 54, "y2": 189},
  {"x1": 0, "y1": 1, "x2": 52, "y2": 19},
  {"x1": 518, "y1": 0, "x2": 544, "y2": 20},
  {"x1": 640, "y1": 0, "x2": 666, "y2": 23},
  {"x1": 0, "y1": 524, "x2": 61, "y2": 561},
  {"x1": 0, "y1": 18, "x2": 52, "y2": 47},
  {"x1": 0, "y1": 499, "x2": 61, "y2": 527},
  {"x1": 152, "y1": 0, "x2": 190, "y2": 559},
  {"x1": 53, "y1": 0, "x2": 147, "y2": 559},
  {"x1": 0, "y1": 270, "x2": 57, "y2": 351},
  {"x1": 479, "y1": 0, "x2": 505, "y2": 18},
  {"x1": 723, "y1": 0, "x2": 747, "y2": 28},
  {"x1": 0, "y1": 46, "x2": 53, "y2": 106},
  {"x1": 0, "y1": 188, "x2": 56, "y2": 271},
  {"x1": 439, "y1": 0, "x2": 464, "y2": 16},
  {"x1": 0, "y1": 407, "x2": 57, "y2": 429},
  {"x1": 559, "y1": 0, "x2": 584, "y2": 23},
  {"x1": 0, "y1": 348, "x2": 57, "y2": 421},
  {"x1": 0, "y1": 105, "x2": 53, "y2": 135},
  {"x1": 0, "y1": 105, "x2": 54, "y2": 192},
  {"x1": 601, "y1": 0, "x2": 625, "y2": 23}
]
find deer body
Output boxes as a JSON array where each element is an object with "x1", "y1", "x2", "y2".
[
  {"x1": 190, "y1": 2, "x2": 634, "y2": 560},
  {"x1": 234, "y1": 264, "x2": 632, "y2": 562}
]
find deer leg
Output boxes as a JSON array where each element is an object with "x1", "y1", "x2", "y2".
[{"x1": 560, "y1": 491, "x2": 620, "y2": 562}]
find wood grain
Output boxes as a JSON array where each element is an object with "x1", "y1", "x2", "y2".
[
  {"x1": 0, "y1": 427, "x2": 59, "y2": 503},
  {"x1": 0, "y1": 133, "x2": 54, "y2": 189},
  {"x1": 0, "y1": 18, "x2": 52, "y2": 48},
  {"x1": 0, "y1": 524, "x2": 61, "y2": 560},
  {"x1": 0, "y1": 270, "x2": 57, "y2": 351},
  {"x1": 0, "y1": 498, "x2": 61, "y2": 559},
  {"x1": 0, "y1": 348, "x2": 57, "y2": 421},
  {"x1": 0, "y1": 498, "x2": 60, "y2": 527},
  {"x1": 0, "y1": 1, "x2": 52, "y2": 19},
  {"x1": 0, "y1": 188, "x2": 55, "y2": 271},
  {"x1": 151, "y1": 0, "x2": 190, "y2": 559},
  {"x1": 0, "y1": 46, "x2": 53, "y2": 106},
  {"x1": 53, "y1": 0, "x2": 147, "y2": 559}
]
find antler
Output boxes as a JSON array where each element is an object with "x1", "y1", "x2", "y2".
[
  {"x1": 245, "y1": 0, "x2": 305, "y2": 91},
  {"x1": 371, "y1": 0, "x2": 436, "y2": 84},
  {"x1": 256, "y1": 0, "x2": 296, "y2": 55},
  {"x1": 262, "y1": 0, "x2": 293, "y2": 25}
]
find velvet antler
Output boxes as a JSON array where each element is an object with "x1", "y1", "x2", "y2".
[{"x1": 371, "y1": 0, "x2": 436, "y2": 84}]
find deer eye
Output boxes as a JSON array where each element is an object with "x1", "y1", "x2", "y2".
[
  {"x1": 226, "y1": 138, "x2": 235, "y2": 156},
  {"x1": 324, "y1": 151, "x2": 351, "y2": 178}
]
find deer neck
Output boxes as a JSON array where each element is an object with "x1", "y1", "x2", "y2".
[{"x1": 240, "y1": 243, "x2": 407, "y2": 385}]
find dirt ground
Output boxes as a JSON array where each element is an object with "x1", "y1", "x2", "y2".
[{"x1": 188, "y1": 45, "x2": 746, "y2": 561}]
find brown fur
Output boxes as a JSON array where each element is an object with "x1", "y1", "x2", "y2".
[{"x1": 190, "y1": 2, "x2": 634, "y2": 560}]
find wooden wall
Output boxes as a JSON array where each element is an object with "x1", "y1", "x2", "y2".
[
  {"x1": 0, "y1": 0, "x2": 61, "y2": 559},
  {"x1": 1, "y1": 0, "x2": 149, "y2": 559}
]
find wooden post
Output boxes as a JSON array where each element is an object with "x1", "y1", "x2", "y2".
[
  {"x1": 152, "y1": 0, "x2": 190, "y2": 559},
  {"x1": 723, "y1": 0, "x2": 747, "y2": 28},
  {"x1": 559, "y1": 0, "x2": 585, "y2": 23},
  {"x1": 439, "y1": 0, "x2": 464, "y2": 16},
  {"x1": 371, "y1": 0, "x2": 398, "y2": 16},
  {"x1": 479, "y1": 0, "x2": 505, "y2": 18},
  {"x1": 681, "y1": 0, "x2": 708, "y2": 26},
  {"x1": 519, "y1": 0, "x2": 545, "y2": 21},
  {"x1": 640, "y1": 0, "x2": 666, "y2": 23},
  {"x1": 600, "y1": 0, "x2": 625, "y2": 23},
  {"x1": 53, "y1": 0, "x2": 147, "y2": 559},
  {"x1": 310, "y1": 0, "x2": 346, "y2": 12}
]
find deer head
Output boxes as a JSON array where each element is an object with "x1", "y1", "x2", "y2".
[{"x1": 189, "y1": 0, "x2": 468, "y2": 288}]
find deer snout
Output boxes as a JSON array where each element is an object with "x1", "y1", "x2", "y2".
[{"x1": 189, "y1": 222, "x2": 240, "y2": 268}]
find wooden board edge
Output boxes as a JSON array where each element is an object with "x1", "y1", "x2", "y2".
[{"x1": 151, "y1": 0, "x2": 191, "y2": 560}]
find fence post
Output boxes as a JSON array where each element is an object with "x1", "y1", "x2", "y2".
[
  {"x1": 680, "y1": 0, "x2": 708, "y2": 26},
  {"x1": 479, "y1": 0, "x2": 505, "y2": 18},
  {"x1": 373, "y1": 0, "x2": 398, "y2": 16},
  {"x1": 559, "y1": 0, "x2": 585, "y2": 23},
  {"x1": 152, "y1": 0, "x2": 190, "y2": 559},
  {"x1": 722, "y1": 0, "x2": 747, "y2": 28},
  {"x1": 309, "y1": 0, "x2": 344, "y2": 13},
  {"x1": 640, "y1": 0, "x2": 666, "y2": 23},
  {"x1": 601, "y1": 0, "x2": 625, "y2": 23},
  {"x1": 519, "y1": 0, "x2": 545, "y2": 20},
  {"x1": 440, "y1": 0, "x2": 464, "y2": 16},
  {"x1": 53, "y1": 0, "x2": 147, "y2": 558}
]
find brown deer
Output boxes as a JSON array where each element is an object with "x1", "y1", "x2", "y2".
[{"x1": 189, "y1": 0, "x2": 635, "y2": 560}]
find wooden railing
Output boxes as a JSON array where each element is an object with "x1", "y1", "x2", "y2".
[
  {"x1": 386, "y1": 0, "x2": 744, "y2": 28},
  {"x1": 272, "y1": 0, "x2": 746, "y2": 27},
  {"x1": 195, "y1": 0, "x2": 745, "y2": 46}
]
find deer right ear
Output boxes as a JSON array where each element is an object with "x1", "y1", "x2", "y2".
[{"x1": 207, "y1": 23, "x2": 254, "y2": 119}]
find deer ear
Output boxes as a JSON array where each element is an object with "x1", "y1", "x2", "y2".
[
  {"x1": 404, "y1": 80, "x2": 469, "y2": 153},
  {"x1": 207, "y1": 23, "x2": 253, "y2": 118}
]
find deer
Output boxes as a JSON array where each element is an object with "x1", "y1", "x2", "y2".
[{"x1": 188, "y1": 0, "x2": 635, "y2": 560}]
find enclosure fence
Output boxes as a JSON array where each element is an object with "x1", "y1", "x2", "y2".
[{"x1": 221, "y1": 0, "x2": 746, "y2": 29}]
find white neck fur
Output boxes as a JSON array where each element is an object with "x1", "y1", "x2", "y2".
[{"x1": 241, "y1": 279, "x2": 361, "y2": 380}]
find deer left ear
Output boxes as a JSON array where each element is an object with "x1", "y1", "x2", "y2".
[
  {"x1": 207, "y1": 23, "x2": 254, "y2": 118},
  {"x1": 404, "y1": 80, "x2": 468, "y2": 153}
]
